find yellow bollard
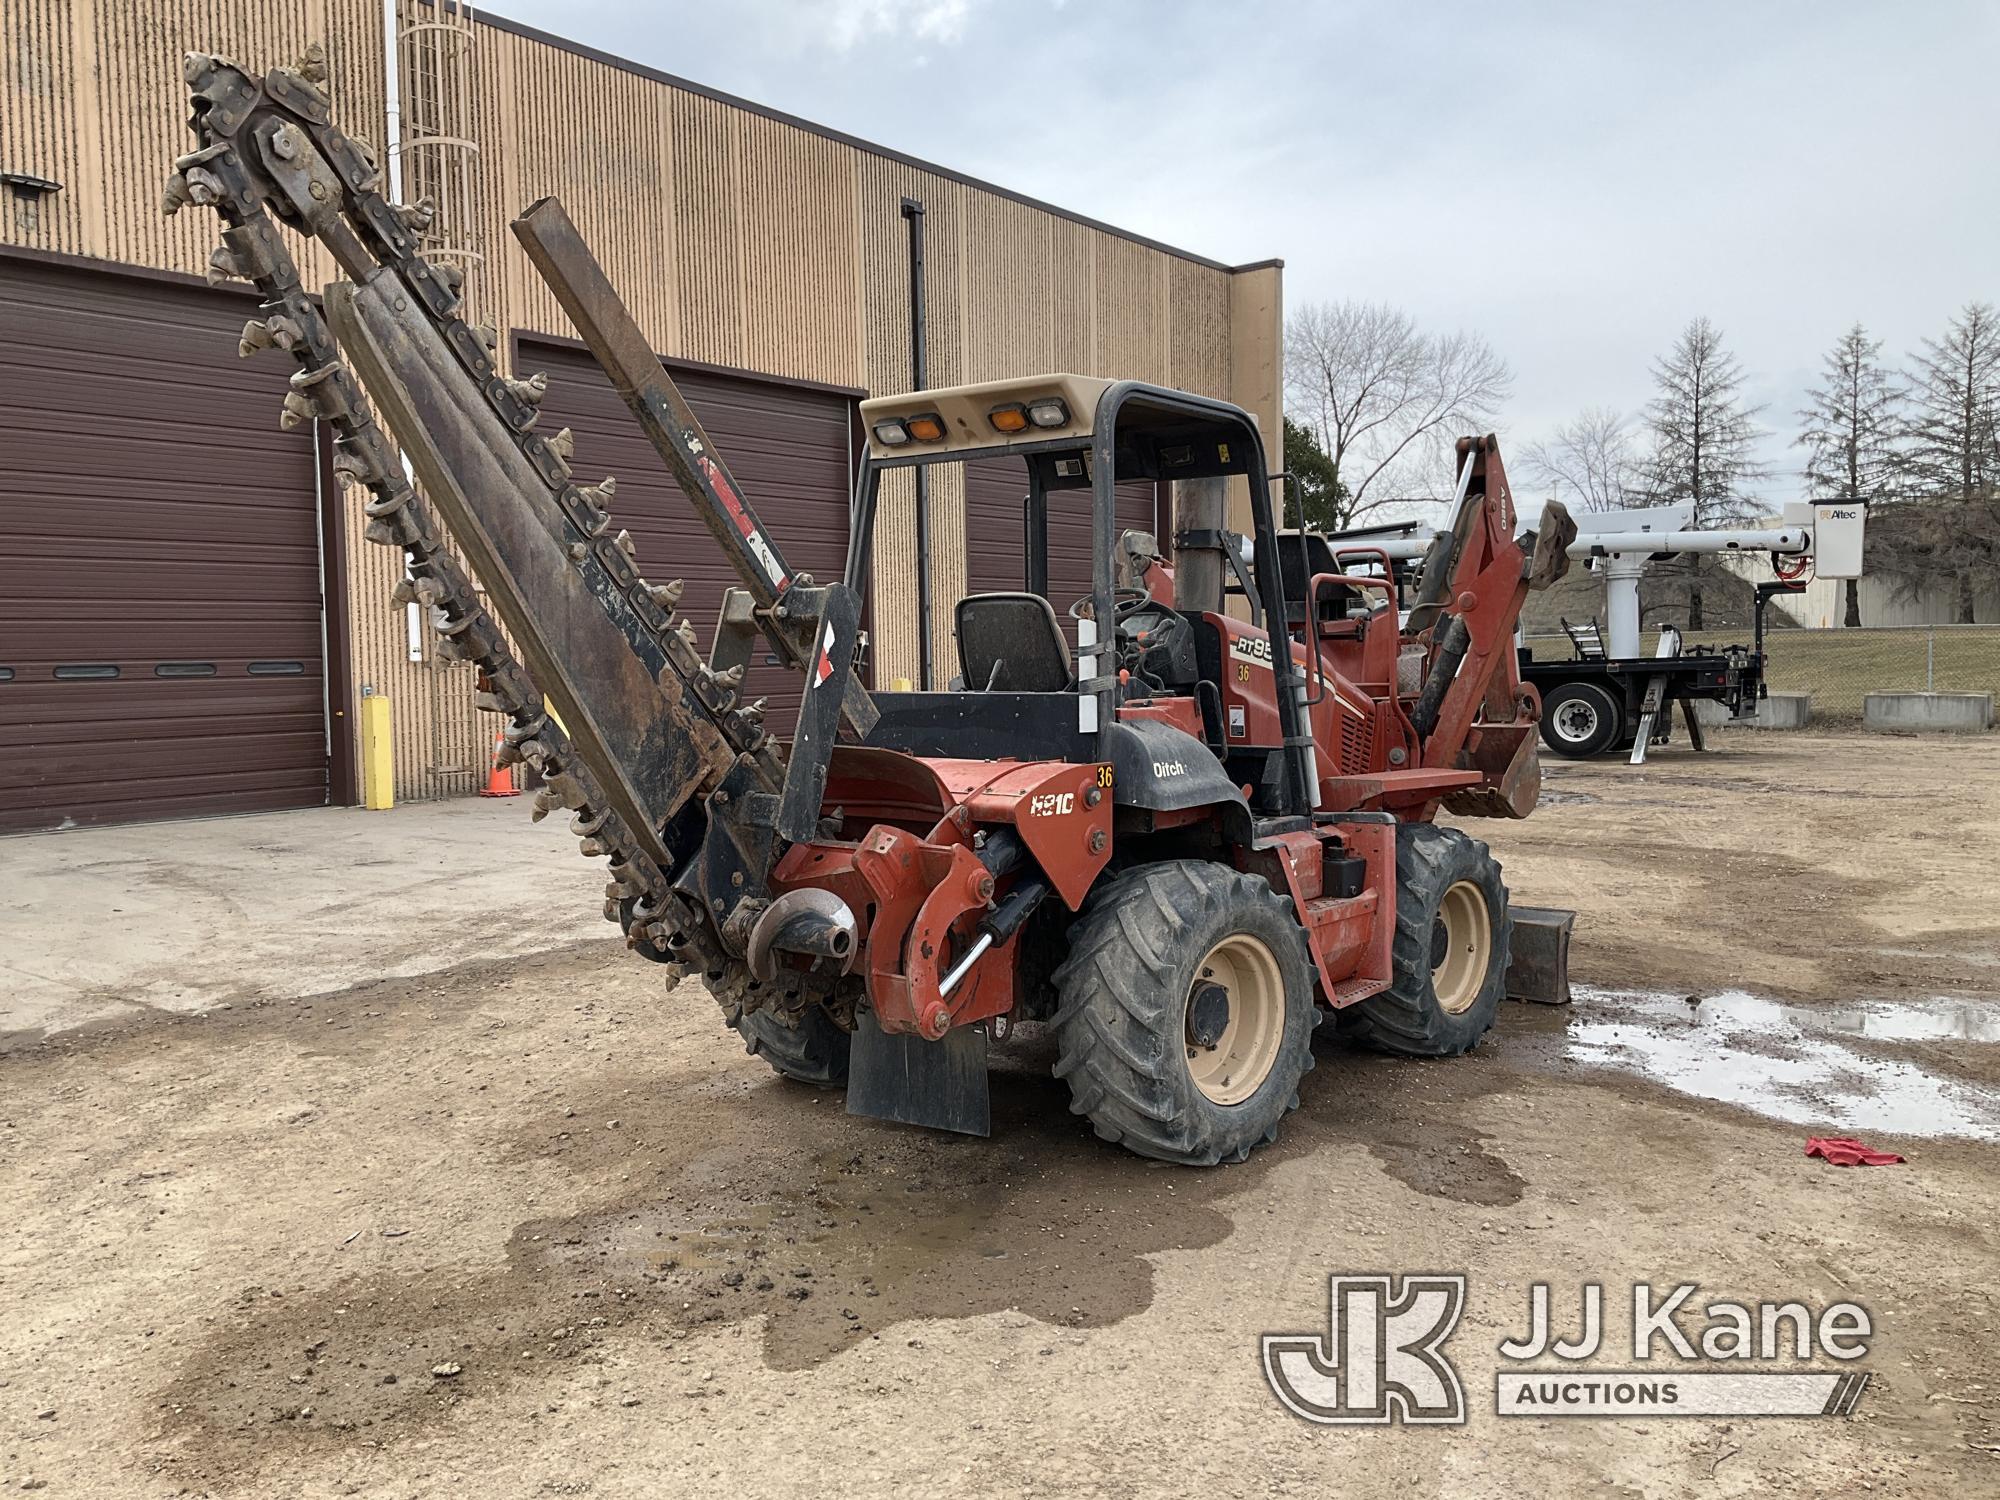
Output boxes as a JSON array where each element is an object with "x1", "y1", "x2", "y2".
[{"x1": 360, "y1": 694, "x2": 394, "y2": 810}]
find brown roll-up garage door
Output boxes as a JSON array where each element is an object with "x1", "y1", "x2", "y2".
[
  {"x1": 965, "y1": 456, "x2": 1160, "y2": 627},
  {"x1": 524, "y1": 339, "x2": 855, "y2": 732},
  {"x1": 0, "y1": 256, "x2": 331, "y2": 834}
]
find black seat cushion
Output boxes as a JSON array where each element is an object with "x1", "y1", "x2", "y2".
[{"x1": 955, "y1": 592, "x2": 1073, "y2": 692}]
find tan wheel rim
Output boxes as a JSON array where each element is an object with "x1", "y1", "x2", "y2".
[
  {"x1": 1433, "y1": 881, "x2": 1492, "y2": 1015},
  {"x1": 1184, "y1": 933, "x2": 1286, "y2": 1106}
]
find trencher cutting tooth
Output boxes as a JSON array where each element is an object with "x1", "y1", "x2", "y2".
[
  {"x1": 547, "y1": 427, "x2": 575, "y2": 462},
  {"x1": 394, "y1": 196, "x2": 438, "y2": 234},
  {"x1": 278, "y1": 391, "x2": 316, "y2": 430},
  {"x1": 506, "y1": 371, "x2": 548, "y2": 407},
  {"x1": 206, "y1": 245, "x2": 245, "y2": 286},
  {"x1": 647, "y1": 579, "x2": 684, "y2": 610}
]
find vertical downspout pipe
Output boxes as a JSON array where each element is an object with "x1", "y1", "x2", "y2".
[{"x1": 900, "y1": 198, "x2": 933, "y2": 690}]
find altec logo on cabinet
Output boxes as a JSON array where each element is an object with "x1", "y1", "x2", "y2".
[{"x1": 1262, "y1": 1276, "x2": 1874, "y2": 1425}]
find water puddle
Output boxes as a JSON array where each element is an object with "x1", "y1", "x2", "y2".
[{"x1": 1565, "y1": 988, "x2": 2000, "y2": 1141}]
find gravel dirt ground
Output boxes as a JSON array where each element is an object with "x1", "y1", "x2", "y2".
[{"x1": 3, "y1": 730, "x2": 1997, "y2": 1498}]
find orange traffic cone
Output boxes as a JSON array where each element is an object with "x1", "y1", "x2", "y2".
[{"x1": 479, "y1": 729, "x2": 519, "y2": 798}]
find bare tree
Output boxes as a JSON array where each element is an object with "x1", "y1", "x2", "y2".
[
  {"x1": 1639, "y1": 317, "x2": 1770, "y2": 630},
  {"x1": 1284, "y1": 300, "x2": 1512, "y2": 528},
  {"x1": 1796, "y1": 323, "x2": 1904, "y2": 626},
  {"x1": 1518, "y1": 406, "x2": 1637, "y2": 513},
  {"x1": 1898, "y1": 302, "x2": 2000, "y2": 622}
]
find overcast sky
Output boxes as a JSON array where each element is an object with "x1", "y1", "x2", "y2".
[{"x1": 482, "y1": 0, "x2": 1998, "y2": 504}]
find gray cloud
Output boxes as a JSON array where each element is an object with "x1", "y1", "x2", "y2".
[{"x1": 483, "y1": 0, "x2": 1999, "y2": 503}]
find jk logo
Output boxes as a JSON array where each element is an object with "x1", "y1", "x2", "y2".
[{"x1": 1262, "y1": 1274, "x2": 1468, "y2": 1425}]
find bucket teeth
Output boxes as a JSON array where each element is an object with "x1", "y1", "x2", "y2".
[
  {"x1": 205, "y1": 245, "x2": 244, "y2": 286},
  {"x1": 547, "y1": 427, "x2": 575, "y2": 462},
  {"x1": 647, "y1": 579, "x2": 685, "y2": 609}
]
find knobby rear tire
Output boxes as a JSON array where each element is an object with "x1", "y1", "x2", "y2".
[{"x1": 1050, "y1": 860, "x2": 1316, "y2": 1166}]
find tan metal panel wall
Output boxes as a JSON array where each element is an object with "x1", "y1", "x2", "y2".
[
  {"x1": 1092, "y1": 229, "x2": 1170, "y2": 387},
  {"x1": 667, "y1": 89, "x2": 745, "y2": 368},
  {"x1": 739, "y1": 111, "x2": 862, "y2": 390},
  {"x1": 1169, "y1": 258, "x2": 1232, "y2": 400},
  {"x1": 1048, "y1": 217, "x2": 1094, "y2": 374},
  {"x1": 963, "y1": 193, "x2": 1053, "y2": 381}
]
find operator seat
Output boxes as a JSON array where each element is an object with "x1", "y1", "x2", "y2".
[{"x1": 955, "y1": 592, "x2": 1073, "y2": 691}]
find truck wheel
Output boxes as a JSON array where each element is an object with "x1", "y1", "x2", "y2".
[
  {"x1": 1344, "y1": 825, "x2": 1510, "y2": 1057},
  {"x1": 1539, "y1": 680, "x2": 1621, "y2": 758},
  {"x1": 730, "y1": 1004, "x2": 851, "y2": 1087},
  {"x1": 1050, "y1": 861, "x2": 1316, "y2": 1165}
]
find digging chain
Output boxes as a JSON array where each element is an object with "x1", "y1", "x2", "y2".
[{"x1": 163, "y1": 48, "x2": 761, "y2": 985}]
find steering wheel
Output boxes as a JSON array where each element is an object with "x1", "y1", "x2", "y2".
[{"x1": 1069, "y1": 587, "x2": 1154, "y2": 625}]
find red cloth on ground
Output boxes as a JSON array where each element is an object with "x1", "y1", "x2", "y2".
[{"x1": 1805, "y1": 1136, "x2": 1905, "y2": 1166}]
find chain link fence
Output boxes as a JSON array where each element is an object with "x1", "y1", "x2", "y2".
[{"x1": 1522, "y1": 624, "x2": 2000, "y2": 727}]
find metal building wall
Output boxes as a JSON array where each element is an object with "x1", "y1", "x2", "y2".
[{"x1": 2, "y1": 0, "x2": 1281, "y2": 800}]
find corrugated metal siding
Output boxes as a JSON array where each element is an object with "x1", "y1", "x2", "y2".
[{"x1": 2, "y1": 0, "x2": 1272, "y2": 805}]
